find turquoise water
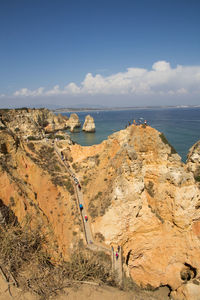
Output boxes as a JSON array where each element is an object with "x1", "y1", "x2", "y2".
[{"x1": 62, "y1": 107, "x2": 200, "y2": 162}]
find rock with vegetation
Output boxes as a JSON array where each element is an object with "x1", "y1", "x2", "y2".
[
  {"x1": 66, "y1": 124, "x2": 200, "y2": 299},
  {"x1": 0, "y1": 114, "x2": 200, "y2": 300},
  {"x1": 0, "y1": 108, "x2": 68, "y2": 139},
  {"x1": 82, "y1": 115, "x2": 96, "y2": 132}
]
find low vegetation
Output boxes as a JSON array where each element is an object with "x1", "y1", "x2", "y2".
[
  {"x1": 81, "y1": 175, "x2": 90, "y2": 186},
  {"x1": 145, "y1": 181, "x2": 155, "y2": 197},
  {"x1": 159, "y1": 133, "x2": 177, "y2": 154},
  {"x1": 194, "y1": 166, "x2": 200, "y2": 182},
  {"x1": 88, "y1": 191, "x2": 111, "y2": 219},
  {"x1": 94, "y1": 232, "x2": 105, "y2": 242},
  {"x1": 0, "y1": 220, "x2": 115, "y2": 300}
]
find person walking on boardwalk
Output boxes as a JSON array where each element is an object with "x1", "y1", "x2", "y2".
[
  {"x1": 116, "y1": 252, "x2": 119, "y2": 260},
  {"x1": 84, "y1": 215, "x2": 88, "y2": 222}
]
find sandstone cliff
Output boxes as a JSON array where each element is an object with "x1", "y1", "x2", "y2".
[
  {"x1": 0, "y1": 110, "x2": 200, "y2": 299},
  {"x1": 0, "y1": 108, "x2": 81, "y2": 137},
  {"x1": 66, "y1": 125, "x2": 200, "y2": 298},
  {"x1": 82, "y1": 115, "x2": 95, "y2": 132},
  {"x1": 0, "y1": 129, "x2": 83, "y2": 259}
]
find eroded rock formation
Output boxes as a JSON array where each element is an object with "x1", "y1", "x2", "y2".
[
  {"x1": 0, "y1": 129, "x2": 83, "y2": 259},
  {"x1": 67, "y1": 125, "x2": 200, "y2": 298},
  {"x1": 67, "y1": 113, "x2": 81, "y2": 132},
  {"x1": 0, "y1": 109, "x2": 200, "y2": 299},
  {"x1": 0, "y1": 108, "x2": 81, "y2": 137},
  {"x1": 82, "y1": 115, "x2": 95, "y2": 132}
]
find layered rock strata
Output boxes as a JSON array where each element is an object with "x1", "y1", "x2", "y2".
[
  {"x1": 67, "y1": 125, "x2": 200, "y2": 298},
  {"x1": 0, "y1": 129, "x2": 83, "y2": 259},
  {"x1": 0, "y1": 110, "x2": 200, "y2": 299}
]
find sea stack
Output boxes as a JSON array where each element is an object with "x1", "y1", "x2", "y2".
[
  {"x1": 82, "y1": 115, "x2": 96, "y2": 132},
  {"x1": 67, "y1": 113, "x2": 81, "y2": 132}
]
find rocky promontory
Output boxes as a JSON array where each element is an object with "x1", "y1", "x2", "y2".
[
  {"x1": 0, "y1": 109, "x2": 200, "y2": 300},
  {"x1": 82, "y1": 115, "x2": 96, "y2": 132},
  {"x1": 0, "y1": 108, "x2": 82, "y2": 137}
]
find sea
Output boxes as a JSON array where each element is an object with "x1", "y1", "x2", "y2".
[{"x1": 61, "y1": 107, "x2": 200, "y2": 162}]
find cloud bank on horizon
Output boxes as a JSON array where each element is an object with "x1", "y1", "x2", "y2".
[
  {"x1": 1, "y1": 60, "x2": 200, "y2": 107},
  {"x1": 12, "y1": 61, "x2": 200, "y2": 98}
]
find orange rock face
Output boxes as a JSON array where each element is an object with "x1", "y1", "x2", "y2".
[
  {"x1": 66, "y1": 125, "x2": 200, "y2": 294},
  {"x1": 1, "y1": 118, "x2": 200, "y2": 298},
  {"x1": 0, "y1": 130, "x2": 83, "y2": 260}
]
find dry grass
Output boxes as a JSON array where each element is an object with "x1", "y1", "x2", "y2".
[
  {"x1": 64, "y1": 249, "x2": 114, "y2": 285},
  {"x1": 0, "y1": 222, "x2": 116, "y2": 299}
]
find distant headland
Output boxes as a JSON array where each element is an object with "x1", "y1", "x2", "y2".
[{"x1": 52, "y1": 104, "x2": 200, "y2": 113}]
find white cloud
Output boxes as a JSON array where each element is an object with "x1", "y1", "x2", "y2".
[
  {"x1": 12, "y1": 61, "x2": 200, "y2": 98},
  {"x1": 152, "y1": 61, "x2": 171, "y2": 72},
  {"x1": 14, "y1": 87, "x2": 44, "y2": 97},
  {"x1": 45, "y1": 85, "x2": 61, "y2": 95}
]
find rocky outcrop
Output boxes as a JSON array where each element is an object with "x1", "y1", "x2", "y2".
[
  {"x1": 66, "y1": 125, "x2": 200, "y2": 299},
  {"x1": 171, "y1": 283, "x2": 200, "y2": 300},
  {"x1": 0, "y1": 108, "x2": 82, "y2": 137},
  {"x1": 0, "y1": 114, "x2": 200, "y2": 299},
  {"x1": 0, "y1": 129, "x2": 83, "y2": 260},
  {"x1": 67, "y1": 113, "x2": 81, "y2": 132},
  {"x1": 44, "y1": 113, "x2": 69, "y2": 133},
  {"x1": 186, "y1": 141, "x2": 200, "y2": 184},
  {"x1": 0, "y1": 108, "x2": 69, "y2": 138},
  {"x1": 0, "y1": 120, "x2": 5, "y2": 129},
  {"x1": 82, "y1": 115, "x2": 95, "y2": 132}
]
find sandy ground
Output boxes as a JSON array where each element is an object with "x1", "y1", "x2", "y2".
[
  {"x1": 0, "y1": 276, "x2": 170, "y2": 300},
  {"x1": 58, "y1": 284, "x2": 170, "y2": 300}
]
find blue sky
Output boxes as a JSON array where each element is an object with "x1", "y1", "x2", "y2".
[{"x1": 0, "y1": 0, "x2": 200, "y2": 108}]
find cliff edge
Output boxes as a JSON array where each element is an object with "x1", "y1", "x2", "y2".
[{"x1": 0, "y1": 109, "x2": 200, "y2": 299}]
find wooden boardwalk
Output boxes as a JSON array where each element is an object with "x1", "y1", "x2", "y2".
[{"x1": 54, "y1": 143, "x2": 123, "y2": 285}]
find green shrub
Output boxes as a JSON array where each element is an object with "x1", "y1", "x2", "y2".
[
  {"x1": 195, "y1": 175, "x2": 200, "y2": 182},
  {"x1": 55, "y1": 135, "x2": 65, "y2": 140},
  {"x1": 94, "y1": 232, "x2": 105, "y2": 242},
  {"x1": 64, "y1": 180, "x2": 74, "y2": 195},
  {"x1": 9, "y1": 196, "x2": 15, "y2": 207},
  {"x1": 145, "y1": 181, "x2": 155, "y2": 197},
  {"x1": 27, "y1": 142, "x2": 35, "y2": 152},
  {"x1": 27, "y1": 136, "x2": 39, "y2": 141},
  {"x1": 88, "y1": 192, "x2": 111, "y2": 219}
]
